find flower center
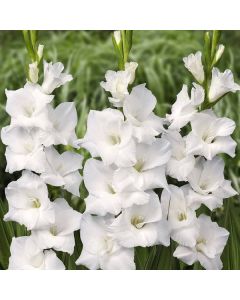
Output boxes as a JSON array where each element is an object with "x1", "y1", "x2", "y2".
[
  {"x1": 196, "y1": 238, "x2": 207, "y2": 253},
  {"x1": 103, "y1": 237, "x2": 114, "y2": 254},
  {"x1": 32, "y1": 198, "x2": 41, "y2": 208},
  {"x1": 199, "y1": 181, "x2": 208, "y2": 190},
  {"x1": 107, "y1": 184, "x2": 116, "y2": 194},
  {"x1": 202, "y1": 133, "x2": 215, "y2": 144},
  {"x1": 131, "y1": 215, "x2": 145, "y2": 229},
  {"x1": 178, "y1": 212, "x2": 187, "y2": 221},
  {"x1": 24, "y1": 105, "x2": 35, "y2": 117},
  {"x1": 24, "y1": 143, "x2": 34, "y2": 153},
  {"x1": 109, "y1": 135, "x2": 121, "y2": 145},
  {"x1": 134, "y1": 159, "x2": 145, "y2": 172},
  {"x1": 50, "y1": 225, "x2": 58, "y2": 236}
]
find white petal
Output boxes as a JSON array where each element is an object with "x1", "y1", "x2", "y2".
[
  {"x1": 42, "y1": 61, "x2": 73, "y2": 94},
  {"x1": 123, "y1": 84, "x2": 156, "y2": 121},
  {"x1": 84, "y1": 194, "x2": 121, "y2": 216},
  {"x1": 198, "y1": 253, "x2": 223, "y2": 270},
  {"x1": 63, "y1": 171, "x2": 82, "y2": 197},
  {"x1": 44, "y1": 250, "x2": 65, "y2": 270},
  {"x1": 100, "y1": 247, "x2": 135, "y2": 270},
  {"x1": 173, "y1": 246, "x2": 197, "y2": 266},
  {"x1": 75, "y1": 247, "x2": 100, "y2": 269}
]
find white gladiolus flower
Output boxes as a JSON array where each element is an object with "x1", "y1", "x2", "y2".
[
  {"x1": 83, "y1": 158, "x2": 149, "y2": 216},
  {"x1": 4, "y1": 171, "x2": 54, "y2": 230},
  {"x1": 187, "y1": 157, "x2": 237, "y2": 210},
  {"x1": 1, "y1": 126, "x2": 47, "y2": 173},
  {"x1": 8, "y1": 236, "x2": 65, "y2": 270},
  {"x1": 164, "y1": 130, "x2": 195, "y2": 181},
  {"x1": 124, "y1": 62, "x2": 138, "y2": 84},
  {"x1": 41, "y1": 146, "x2": 83, "y2": 197},
  {"x1": 208, "y1": 68, "x2": 240, "y2": 103},
  {"x1": 43, "y1": 102, "x2": 78, "y2": 146},
  {"x1": 100, "y1": 65, "x2": 137, "y2": 107},
  {"x1": 186, "y1": 110, "x2": 237, "y2": 160},
  {"x1": 166, "y1": 83, "x2": 204, "y2": 130},
  {"x1": 112, "y1": 191, "x2": 170, "y2": 248},
  {"x1": 76, "y1": 214, "x2": 135, "y2": 270},
  {"x1": 183, "y1": 51, "x2": 205, "y2": 84},
  {"x1": 113, "y1": 138, "x2": 171, "y2": 191},
  {"x1": 29, "y1": 61, "x2": 39, "y2": 83},
  {"x1": 173, "y1": 215, "x2": 229, "y2": 270},
  {"x1": 32, "y1": 198, "x2": 82, "y2": 255},
  {"x1": 41, "y1": 61, "x2": 73, "y2": 94},
  {"x1": 75, "y1": 108, "x2": 136, "y2": 167},
  {"x1": 161, "y1": 185, "x2": 197, "y2": 247},
  {"x1": 123, "y1": 84, "x2": 164, "y2": 143},
  {"x1": 5, "y1": 83, "x2": 53, "y2": 130}
]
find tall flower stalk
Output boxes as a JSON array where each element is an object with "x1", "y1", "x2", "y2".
[
  {"x1": 76, "y1": 30, "x2": 238, "y2": 270},
  {"x1": 1, "y1": 31, "x2": 82, "y2": 269}
]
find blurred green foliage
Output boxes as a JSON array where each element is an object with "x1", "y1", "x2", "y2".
[{"x1": 0, "y1": 31, "x2": 239, "y2": 270}]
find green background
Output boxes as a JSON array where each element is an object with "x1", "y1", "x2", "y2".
[{"x1": 0, "y1": 31, "x2": 239, "y2": 269}]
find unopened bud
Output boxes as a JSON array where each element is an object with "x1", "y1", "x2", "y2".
[
  {"x1": 215, "y1": 44, "x2": 225, "y2": 62},
  {"x1": 37, "y1": 44, "x2": 44, "y2": 61},
  {"x1": 113, "y1": 31, "x2": 121, "y2": 45},
  {"x1": 29, "y1": 61, "x2": 39, "y2": 83}
]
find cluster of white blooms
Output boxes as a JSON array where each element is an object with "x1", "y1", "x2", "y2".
[
  {"x1": 74, "y1": 62, "x2": 171, "y2": 270},
  {"x1": 76, "y1": 47, "x2": 238, "y2": 270},
  {"x1": 1, "y1": 59, "x2": 82, "y2": 270},
  {"x1": 163, "y1": 51, "x2": 239, "y2": 269}
]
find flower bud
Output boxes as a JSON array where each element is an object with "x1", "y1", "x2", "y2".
[
  {"x1": 29, "y1": 61, "x2": 39, "y2": 83},
  {"x1": 37, "y1": 44, "x2": 44, "y2": 61},
  {"x1": 113, "y1": 31, "x2": 121, "y2": 46},
  {"x1": 215, "y1": 44, "x2": 225, "y2": 63}
]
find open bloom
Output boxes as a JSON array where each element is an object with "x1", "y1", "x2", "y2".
[
  {"x1": 164, "y1": 130, "x2": 195, "y2": 181},
  {"x1": 100, "y1": 63, "x2": 137, "y2": 107},
  {"x1": 208, "y1": 68, "x2": 240, "y2": 102},
  {"x1": 161, "y1": 185, "x2": 197, "y2": 247},
  {"x1": 76, "y1": 214, "x2": 135, "y2": 270},
  {"x1": 5, "y1": 83, "x2": 53, "y2": 130},
  {"x1": 186, "y1": 110, "x2": 237, "y2": 159},
  {"x1": 4, "y1": 171, "x2": 54, "y2": 230},
  {"x1": 75, "y1": 108, "x2": 136, "y2": 167},
  {"x1": 123, "y1": 84, "x2": 164, "y2": 143},
  {"x1": 187, "y1": 157, "x2": 237, "y2": 210},
  {"x1": 8, "y1": 236, "x2": 65, "y2": 270},
  {"x1": 100, "y1": 70, "x2": 131, "y2": 107},
  {"x1": 41, "y1": 61, "x2": 73, "y2": 94},
  {"x1": 183, "y1": 51, "x2": 204, "y2": 84},
  {"x1": 166, "y1": 83, "x2": 204, "y2": 130},
  {"x1": 173, "y1": 215, "x2": 229, "y2": 270},
  {"x1": 32, "y1": 198, "x2": 82, "y2": 255},
  {"x1": 113, "y1": 138, "x2": 171, "y2": 191},
  {"x1": 41, "y1": 146, "x2": 83, "y2": 197},
  {"x1": 112, "y1": 191, "x2": 170, "y2": 248},
  {"x1": 83, "y1": 158, "x2": 149, "y2": 216},
  {"x1": 43, "y1": 102, "x2": 78, "y2": 146},
  {"x1": 1, "y1": 126, "x2": 47, "y2": 173}
]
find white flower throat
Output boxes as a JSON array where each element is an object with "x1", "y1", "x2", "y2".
[
  {"x1": 24, "y1": 105, "x2": 35, "y2": 117},
  {"x1": 131, "y1": 215, "x2": 145, "y2": 229},
  {"x1": 109, "y1": 135, "x2": 121, "y2": 145},
  {"x1": 134, "y1": 159, "x2": 145, "y2": 172}
]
